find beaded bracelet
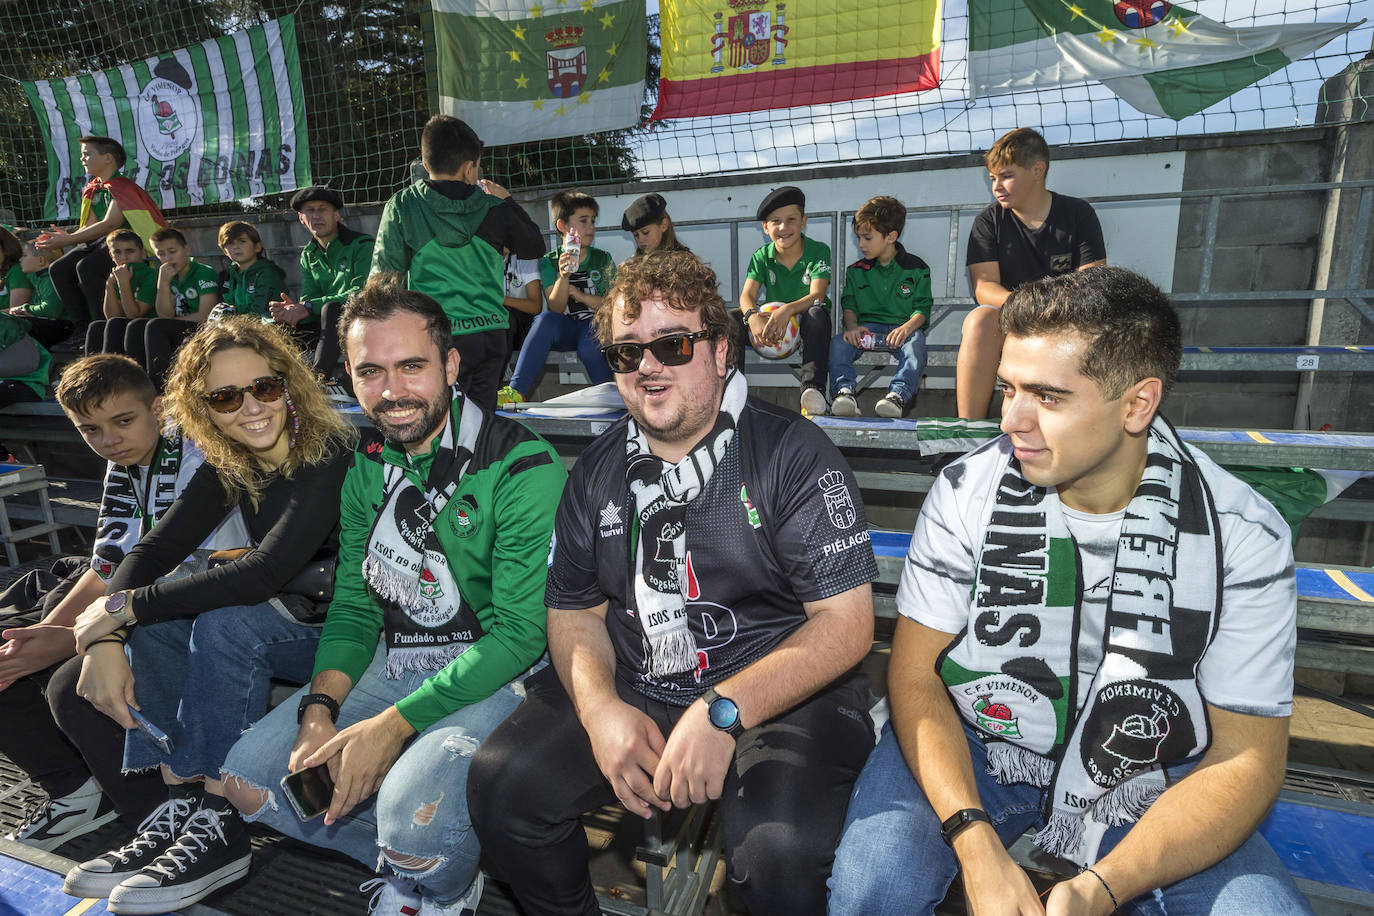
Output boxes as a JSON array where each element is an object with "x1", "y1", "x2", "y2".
[{"x1": 1081, "y1": 865, "x2": 1120, "y2": 912}]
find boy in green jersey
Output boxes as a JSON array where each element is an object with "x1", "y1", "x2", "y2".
[
  {"x1": 8, "y1": 233, "x2": 76, "y2": 348},
  {"x1": 140, "y1": 227, "x2": 220, "y2": 388},
  {"x1": 217, "y1": 221, "x2": 286, "y2": 318},
  {"x1": 86, "y1": 230, "x2": 159, "y2": 357},
  {"x1": 371, "y1": 115, "x2": 545, "y2": 412},
  {"x1": 502, "y1": 190, "x2": 615, "y2": 405},
  {"x1": 829, "y1": 196, "x2": 932, "y2": 419},
  {"x1": 737, "y1": 185, "x2": 833, "y2": 416}
]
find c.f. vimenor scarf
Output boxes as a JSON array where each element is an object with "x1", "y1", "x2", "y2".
[
  {"x1": 363, "y1": 389, "x2": 485, "y2": 677},
  {"x1": 941, "y1": 415, "x2": 1222, "y2": 863},
  {"x1": 625, "y1": 370, "x2": 748, "y2": 678},
  {"x1": 92, "y1": 435, "x2": 185, "y2": 581}
]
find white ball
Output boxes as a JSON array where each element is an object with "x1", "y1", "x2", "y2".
[{"x1": 750, "y1": 302, "x2": 801, "y2": 359}]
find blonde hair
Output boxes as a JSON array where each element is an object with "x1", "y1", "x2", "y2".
[{"x1": 162, "y1": 317, "x2": 355, "y2": 506}]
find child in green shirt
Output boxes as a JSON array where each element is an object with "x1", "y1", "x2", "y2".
[
  {"x1": 830, "y1": 196, "x2": 932, "y2": 419},
  {"x1": 86, "y1": 229, "x2": 159, "y2": 357},
  {"x1": 10, "y1": 233, "x2": 77, "y2": 349},
  {"x1": 217, "y1": 221, "x2": 286, "y2": 319},
  {"x1": 737, "y1": 185, "x2": 833, "y2": 416}
]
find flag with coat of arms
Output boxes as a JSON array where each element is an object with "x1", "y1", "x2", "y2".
[
  {"x1": 430, "y1": 0, "x2": 646, "y2": 144},
  {"x1": 969, "y1": 0, "x2": 1361, "y2": 119}
]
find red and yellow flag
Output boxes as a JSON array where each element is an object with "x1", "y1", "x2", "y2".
[
  {"x1": 80, "y1": 177, "x2": 168, "y2": 255},
  {"x1": 652, "y1": 0, "x2": 942, "y2": 119}
]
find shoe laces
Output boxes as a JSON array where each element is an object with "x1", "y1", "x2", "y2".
[
  {"x1": 112, "y1": 797, "x2": 196, "y2": 863},
  {"x1": 142, "y1": 807, "x2": 225, "y2": 878},
  {"x1": 360, "y1": 876, "x2": 420, "y2": 915},
  {"x1": 13, "y1": 800, "x2": 54, "y2": 833}
]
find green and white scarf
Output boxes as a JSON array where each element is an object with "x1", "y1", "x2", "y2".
[
  {"x1": 941, "y1": 416, "x2": 1222, "y2": 863},
  {"x1": 363, "y1": 389, "x2": 485, "y2": 677},
  {"x1": 92, "y1": 435, "x2": 186, "y2": 581},
  {"x1": 625, "y1": 370, "x2": 747, "y2": 678}
]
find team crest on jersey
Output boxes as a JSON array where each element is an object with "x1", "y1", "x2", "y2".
[
  {"x1": 817, "y1": 470, "x2": 856, "y2": 529},
  {"x1": 449, "y1": 496, "x2": 478, "y2": 537},
  {"x1": 1050, "y1": 252, "x2": 1073, "y2": 273},
  {"x1": 899, "y1": 282, "x2": 913, "y2": 297},
  {"x1": 738, "y1": 484, "x2": 761, "y2": 529}
]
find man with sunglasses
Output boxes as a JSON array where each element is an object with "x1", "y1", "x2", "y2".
[
  {"x1": 469, "y1": 250, "x2": 879, "y2": 916},
  {"x1": 220, "y1": 278, "x2": 565, "y2": 916}
]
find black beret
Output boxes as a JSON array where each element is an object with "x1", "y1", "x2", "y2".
[
  {"x1": 290, "y1": 186, "x2": 344, "y2": 211},
  {"x1": 755, "y1": 185, "x2": 805, "y2": 221},
  {"x1": 621, "y1": 193, "x2": 669, "y2": 232}
]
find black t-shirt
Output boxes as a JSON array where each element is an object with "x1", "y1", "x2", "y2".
[
  {"x1": 965, "y1": 192, "x2": 1106, "y2": 290},
  {"x1": 547, "y1": 398, "x2": 879, "y2": 705}
]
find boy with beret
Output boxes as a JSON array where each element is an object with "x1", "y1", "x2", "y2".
[{"x1": 736, "y1": 185, "x2": 833, "y2": 416}]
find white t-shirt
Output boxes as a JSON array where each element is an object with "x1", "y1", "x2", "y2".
[
  {"x1": 504, "y1": 255, "x2": 541, "y2": 304},
  {"x1": 898, "y1": 436, "x2": 1296, "y2": 718}
]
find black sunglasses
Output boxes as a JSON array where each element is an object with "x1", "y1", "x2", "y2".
[
  {"x1": 601, "y1": 330, "x2": 715, "y2": 374},
  {"x1": 203, "y1": 376, "x2": 287, "y2": 413}
]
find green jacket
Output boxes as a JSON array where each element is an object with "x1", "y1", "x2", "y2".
[
  {"x1": 746, "y1": 235, "x2": 833, "y2": 309},
  {"x1": 220, "y1": 258, "x2": 286, "y2": 317},
  {"x1": 840, "y1": 244, "x2": 933, "y2": 327},
  {"x1": 300, "y1": 225, "x2": 375, "y2": 322},
  {"x1": 371, "y1": 180, "x2": 545, "y2": 335},
  {"x1": 313, "y1": 401, "x2": 567, "y2": 732}
]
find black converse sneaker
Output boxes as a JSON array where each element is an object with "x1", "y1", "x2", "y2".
[
  {"x1": 6, "y1": 776, "x2": 118, "y2": 852},
  {"x1": 106, "y1": 806, "x2": 251, "y2": 914},
  {"x1": 62, "y1": 794, "x2": 199, "y2": 898}
]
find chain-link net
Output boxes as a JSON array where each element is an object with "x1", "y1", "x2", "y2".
[{"x1": 0, "y1": 0, "x2": 1369, "y2": 224}]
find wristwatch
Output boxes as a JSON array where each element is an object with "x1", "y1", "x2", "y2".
[
  {"x1": 940, "y1": 807, "x2": 992, "y2": 846},
  {"x1": 103, "y1": 590, "x2": 136, "y2": 626},
  {"x1": 297, "y1": 693, "x2": 341, "y2": 724},
  {"x1": 701, "y1": 687, "x2": 744, "y2": 738}
]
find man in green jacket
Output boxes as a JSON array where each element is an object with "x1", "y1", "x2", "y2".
[
  {"x1": 222, "y1": 278, "x2": 566, "y2": 916},
  {"x1": 370, "y1": 115, "x2": 545, "y2": 412},
  {"x1": 272, "y1": 186, "x2": 374, "y2": 394}
]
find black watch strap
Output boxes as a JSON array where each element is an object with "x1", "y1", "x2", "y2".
[
  {"x1": 940, "y1": 808, "x2": 991, "y2": 846},
  {"x1": 701, "y1": 687, "x2": 744, "y2": 737},
  {"x1": 297, "y1": 692, "x2": 340, "y2": 724}
]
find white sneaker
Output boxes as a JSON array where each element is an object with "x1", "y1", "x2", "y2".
[
  {"x1": 800, "y1": 387, "x2": 827, "y2": 416},
  {"x1": 424, "y1": 871, "x2": 484, "y2": 915},
  {"x1": 830, "y1": 390, "x2": 859, "y2": 417},
  {"x1": 63, "y1": 794, "x2": 198, "y2": 898},
  {"x1": 362, "y1": 876, "x2": 423, "y2": 916},
  {"x1": 874, "y1": 392, "x2": 906, "y2": 418},
  {"x1": 6, "y1": 776, "x2": 117, "y2": 852}
]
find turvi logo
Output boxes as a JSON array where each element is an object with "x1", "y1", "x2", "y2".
[{"x1": 136, "y1": 58, "x2": 199, "y2": 163}]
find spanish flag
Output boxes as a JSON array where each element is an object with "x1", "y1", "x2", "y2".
[
  {"x1": 653, "y1": 0, "x2": 942, "y2": 119},
  {"x1": 80, "y1": 177, "x2": 168, "y2": 255}
]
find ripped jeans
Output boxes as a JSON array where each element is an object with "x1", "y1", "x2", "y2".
[{"x1": 221, "y1": 641, "x2": 535, "y2": 905}]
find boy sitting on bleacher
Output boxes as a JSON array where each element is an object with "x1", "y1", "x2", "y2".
[
  {"x1": 829, "y1": 196, "x2": 932, "y2": 419},
  {"x1": 9, "y1": 232, "x2": 77, "y2": 349},
  {"x1": 829, "y1": 267, "x2": 1311, "y2": 916},
  {"x1": 216, "y1": 221, "x2": 286, "y2": 319},
  {"x1": 85, "y1": 230, "x2": 158, "y2": 357},
  {"x1": 0, "y1": 355, "x2": 244, "y2": 851},
  {"x1": 737, "y1": 185, "x2": 833, "y2": 416}
]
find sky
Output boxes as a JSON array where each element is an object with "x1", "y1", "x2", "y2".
[{"x1": 630, "y1": 0, "x2": 1374, "y2": 179}]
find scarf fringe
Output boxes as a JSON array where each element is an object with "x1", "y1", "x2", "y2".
[
  {"x1": 1091, "y1": 775, "x2": 1164, "y2": 826},
  {"x1": 384, "y1": 644, "x2": 468, "y2": 678},
  {"x1": 645, "y1": 627, "x2": 699, "y2": 678},
  {"x1": 986, "y1": 741, "x2": 1055, "y2": 786},
  {"x1": 1035, "y1": 813, "x2": 1086, "y2": 858},
  {"x1": 362, "y1": 554, "x2": 422, "y2": 608}
]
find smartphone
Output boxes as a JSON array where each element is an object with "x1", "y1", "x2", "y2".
[
  {"x1": 280, "y1": 764, "x2": 335, "y2": 821},
  {"x1": 127, "y1": 705, "x2": 174, "y2": 756}
]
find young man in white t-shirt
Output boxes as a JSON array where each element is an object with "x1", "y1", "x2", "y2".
[{"x1": 829, "y1": 266, "x2": 1310, "y2": 916}]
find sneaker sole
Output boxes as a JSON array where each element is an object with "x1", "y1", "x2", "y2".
[
  {"x1": 875, "y1": 401, "x2": 904, "y2": 419},
  {"x1": 106, "y1": 855, "x2": 251, "y2": 914},
  {"x1": 800, "y1": 389, "x2": 827, "y2": 416},
  {"x1": 16, "y1": 807, "x2": 119, "y2": 853},
  {"x1": 830, "y1": 399, "x2": 860, "y2": 418},
  {"x1": 63, "y1": 860, "x2": 145, "y2": 900}
]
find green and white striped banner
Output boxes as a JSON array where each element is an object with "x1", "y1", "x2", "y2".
[{"x1": 22, "y1": 17, "x2": 311, "y2": 220}]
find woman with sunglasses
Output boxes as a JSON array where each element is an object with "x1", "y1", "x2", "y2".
[{"x1": 65, "y1": 317, "x2": 357, "y2": 914}]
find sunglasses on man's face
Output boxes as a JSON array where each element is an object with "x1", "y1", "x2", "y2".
[
  {"x1": 601, "y1": 330, "x2": 715, "y2": 374},
  {"x1": 202, "y1": 376, "x2": 287, "y2": 413}
]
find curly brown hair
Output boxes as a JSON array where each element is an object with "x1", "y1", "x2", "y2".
[
  {"x1": 162, "y1": 317, "x2": 355, "y2": 506},
  {"x1": 594, "y1": 250, "x2": 735, "y2": 365}
]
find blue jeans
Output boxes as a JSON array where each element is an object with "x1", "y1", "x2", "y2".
[
  {"x1": 124, "y1": 602, "x2": 320, "y2": 778},
  {"x1": 827, "y1": 723, "x2": 1313, "y2": 916},
  {"x1": 829, "y1": 323, "x2": 927, "y2": 404},
  {"x1": 509, "y1": 311, "x2": 611, "y2": 396},
  {"x1": 222, "y1": 642, "x2": 535, "y2": 905}
]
